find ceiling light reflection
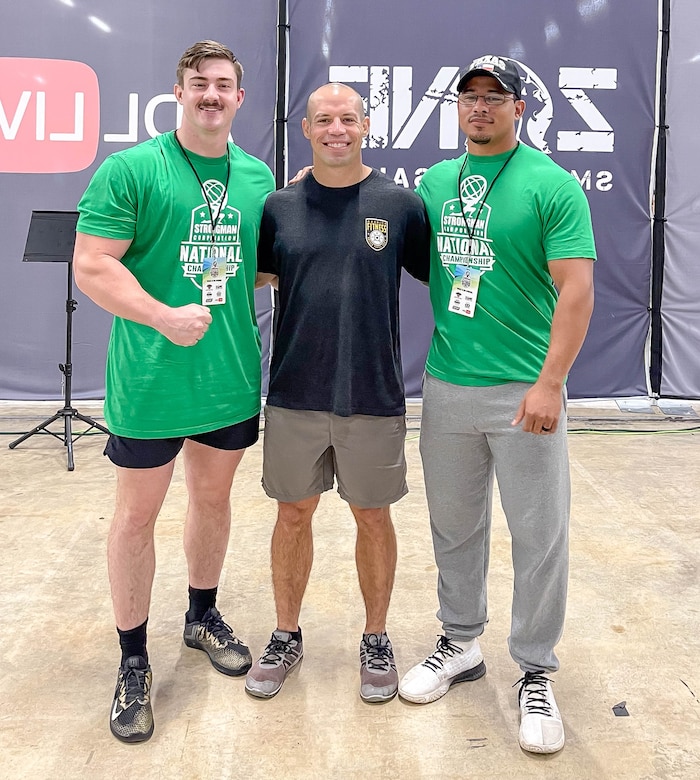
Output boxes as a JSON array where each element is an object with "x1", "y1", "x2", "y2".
[
  {"x1": 88, "y1": 16, "x2": 111, "y2": 33},
  {"x1": 544, "y1": 20, "x2": 561, "y2": 43},
  {"x1": 577, "y1": 0, "x2": 608, "y2": 19}
]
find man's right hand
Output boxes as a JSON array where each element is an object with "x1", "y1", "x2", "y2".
[
  {"x1": 288, "y1": 165, "x2": 313, "y2": 185},
  {"x1": 158, "y1": 304, "x2": 213, "y2": 346}
]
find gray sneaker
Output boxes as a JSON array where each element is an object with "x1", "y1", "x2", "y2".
[
  {"x1": 360, "y1": 632, "x2": 398, "y2": 703},
  {"x1": 183, "y1": 607, "x2": 252, "y2": 676},
  {"x1": 245, "y1": 629, "x2": 304, "y2": 699}
]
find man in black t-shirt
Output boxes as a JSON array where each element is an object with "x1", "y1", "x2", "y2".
[{"x1": 246, "y1": 82, "x2": 429, "y2": 703}]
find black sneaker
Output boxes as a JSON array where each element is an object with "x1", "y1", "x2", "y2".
[
  {"x1": 109, "y1": 655, "x2": 154, "y2": 744},
  {"x1": 183, "y1": 606, "x2": 252, "y2": 676}
]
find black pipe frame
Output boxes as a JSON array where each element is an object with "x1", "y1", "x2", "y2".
[{"x1": 649, "y1": 0, "x2": 671, "y2": 396}]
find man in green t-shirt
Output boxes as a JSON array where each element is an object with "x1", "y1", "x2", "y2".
[
  {"x1": 397, "y1": 55, "x2": 596, "y2": 755},
  {"x1": 73, "y1": 40, "x2": 274, "y2": 744}
]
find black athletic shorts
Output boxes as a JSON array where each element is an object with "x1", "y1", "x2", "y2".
[{"x1": 104, "y1": 414, "x2": 260, "y2": 469}]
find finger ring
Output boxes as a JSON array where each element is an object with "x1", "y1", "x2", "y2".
[{"x1": 542, "y1": 426, "x2": 551, "y2": 432}]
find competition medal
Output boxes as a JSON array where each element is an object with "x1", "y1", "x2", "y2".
[
  {"x1": 174, "y1": 131, "x2": 231, "y2": 306},
  {"x1": 449, "y1": 143, "x2": 519, "y2": 318}
]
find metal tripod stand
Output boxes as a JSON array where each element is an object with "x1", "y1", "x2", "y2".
[{"x1": 9, "y1": 212, "x2": 109, "y2": 471}]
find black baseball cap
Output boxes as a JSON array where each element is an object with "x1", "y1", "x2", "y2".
[{"x1": 457, "y1": 55, "x2": 522, "y2": 100}]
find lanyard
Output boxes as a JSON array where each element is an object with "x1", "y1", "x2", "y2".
[
  {"x1": 174, "y1": 131, "x2": 231, "y2": 248},
  {"x1": 457, "y1": 142, "x2": 519, "y2": 256}
]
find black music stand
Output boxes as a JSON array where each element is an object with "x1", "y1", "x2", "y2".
[{"x1": 8, "y1": 211, "x2": 109, "y2": 471}]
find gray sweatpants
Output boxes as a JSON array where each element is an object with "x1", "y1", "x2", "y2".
[{"x1": 419, "y1": 373, "x2": 570, "y2": 673}]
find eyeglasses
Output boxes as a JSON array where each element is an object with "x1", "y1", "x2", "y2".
[{"x1": 458, "y1": 93, "x2": 516, "y2": 107}]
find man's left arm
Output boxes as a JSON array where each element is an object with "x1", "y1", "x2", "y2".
[
  {"x1": 255, "y1": 203, "x2": 279, "y2": 290},
  {"x1": 512, "y1": 257, "x2": 594, "y2": 433},
  {"x1": 401, "y1": 198, "x2": 431, "y2": 284}
]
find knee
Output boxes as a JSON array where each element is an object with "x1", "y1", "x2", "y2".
[
  {"x1": 277, "y1": 497, "x2": 318, "y2": 529},
  {"x1": 111, "y1": 507, "x2": 158, "y2": 537},
  {"x1": 188, "y1": 492, "x2": 231, "y2": 519},
  {"x1": 352, "y1": 506, "x2": 392, "y2": 532}
]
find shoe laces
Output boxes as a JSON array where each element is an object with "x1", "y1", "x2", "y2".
[
  {"x1": 422, "y1": 635, "x2": 464, "y2": 672},
  {"x1": 121, "y1": 660, "x2": 149, "y2": 705},
  {"x1": 260, "y1": 637, "x2": 296, "y2": 666},
  {"x1": 361, "y1": 634, "x2": 395, "y2": 672},
  {"x1": 515, "y1": 672, "x2": 554, "y2": 716},
  {"x1": 201, "y1": 609, "x2": 241, "y2": 647}
]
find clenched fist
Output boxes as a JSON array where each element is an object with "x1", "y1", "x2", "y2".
[{"x1": 157, "y1": 304, "x2": 212, "y2": 346}]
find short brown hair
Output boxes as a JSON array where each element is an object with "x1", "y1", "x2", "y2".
[{"x1": 176, "y1": 40, "x2": 243, "y2": 88}]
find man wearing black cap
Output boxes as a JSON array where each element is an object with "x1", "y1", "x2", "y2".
[{"x1": 398, "y1": 54, "x2": 596, "y2": 755}]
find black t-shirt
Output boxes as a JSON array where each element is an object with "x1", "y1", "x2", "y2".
[{"x1": 258, "y1": 169, "x2": 430, "y2": 416}]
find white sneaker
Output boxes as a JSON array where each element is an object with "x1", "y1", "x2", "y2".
[
  {"x1": 517, "y1": 672, "x2": 565, "y2": 754},
  {"x1": 398, "y1": 635, "x2": 486, "y2": 704}
]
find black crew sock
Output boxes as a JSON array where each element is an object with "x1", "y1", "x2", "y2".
[
  {"x1": 186, "y1": 585, "x2": 218, "y2": 623},
  {"x1": 117, "y1": 619, "x2": 148, "y2": 665}
]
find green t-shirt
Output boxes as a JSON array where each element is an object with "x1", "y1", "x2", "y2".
[
  {"x1": 77, "y1": 131, "x2": 275, "y2": 437},
  {"x1": 417, "y1": 143, "x2": 596, "y2": 386}
]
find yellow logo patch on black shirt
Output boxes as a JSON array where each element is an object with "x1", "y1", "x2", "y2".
[{"x1": 365, "y1": 218, "x2": 388, "y2": 251}]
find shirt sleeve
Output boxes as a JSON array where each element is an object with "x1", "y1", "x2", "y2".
[
  {"x1": 542, "y1": 178, "x2": 597, "y2": 262},
  {"x1": 256, "y1": 199, "x2": 278, "y2": 275},
  {"x1": 76, "y1": 155, "x2": 138, "y2": 240},
  {"x1": 401, "y1": 193, "x2": 431, "y2": 283}
]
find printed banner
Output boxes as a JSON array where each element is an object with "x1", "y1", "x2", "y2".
[
  {"x1": 661, "y1": 0, "x2": 700, "y2": 397},
  {"x1": 0, "y1": 1, "x2": 679, "y2": 400},
  {"x1": 288, "y1": 0, "x2": 659, "y2": 397},
  {"x1": 0, "y1": 0, "x2": 277, "y2": 398}
]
